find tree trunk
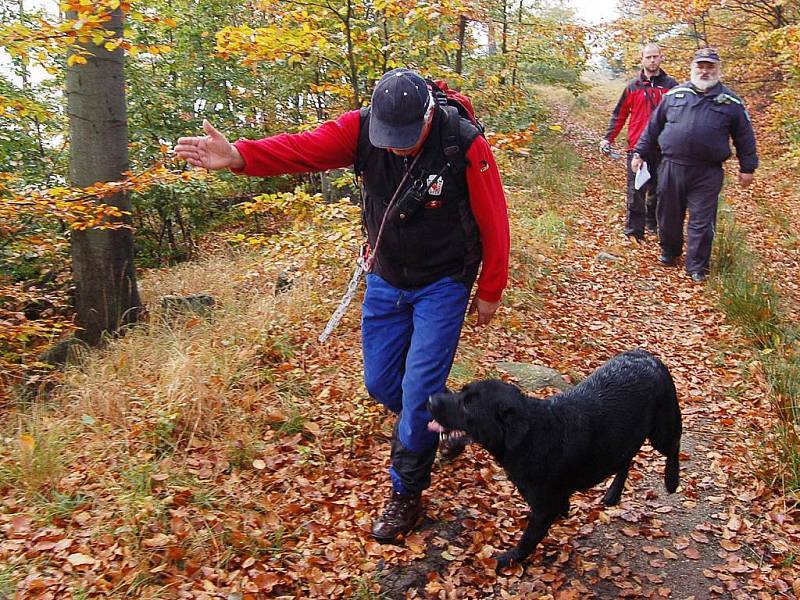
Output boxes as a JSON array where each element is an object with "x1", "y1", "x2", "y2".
[
  {"x1": 487, "y1": 17, "x2": 498, "y2": 56},
  {"x1": 66, "y1": 7, "x2": 141, "y2": 346},
  {"x1": 455, "y1": 15, "x2": 467, "y2": 74}
]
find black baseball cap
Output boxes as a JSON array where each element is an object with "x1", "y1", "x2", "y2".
[
  {"x1": 369, "y1": 68, "x2": 431, "y2": 149},
  {"x1": 693, "y1": 48, "x2": 721, "y2": 63}
]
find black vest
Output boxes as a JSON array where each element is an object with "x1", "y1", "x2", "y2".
[{"x1": 354, "y1": 105, "x2": 482, "y2": 290}]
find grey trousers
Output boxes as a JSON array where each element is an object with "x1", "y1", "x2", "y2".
[{"x1": 656, "y1": 160, "x2": 724, "y2": 275}]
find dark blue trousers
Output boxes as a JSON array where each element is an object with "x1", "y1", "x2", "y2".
[
  {"x1": 361, "y1": 274, "x2": 470, "y2": 494},
  {"x1": 656, "y1": 160, "x2": 724, "y2": 275},
  {"x1": 625, "y1": 151, "x2": 661, "y2": 238}
]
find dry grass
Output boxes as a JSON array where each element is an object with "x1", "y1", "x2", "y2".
[
  {"x1": 59, "y1": 250, "x2": 324, "y2": 447},
  {"x1": 1, "y1": 409, "x2": 68, "y2": 493}
]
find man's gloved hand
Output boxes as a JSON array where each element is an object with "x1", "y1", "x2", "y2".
[{"x1": 599, "y1": 138, "x2": 611, "y2": 152}]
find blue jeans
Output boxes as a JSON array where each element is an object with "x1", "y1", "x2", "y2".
[{"x1": 362, "y1": 274, "x2": 470, "y2": 494}]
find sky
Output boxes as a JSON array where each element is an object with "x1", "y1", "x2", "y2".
[{"x1": 568, "y1": 0, "x2": 620, "y2": 24}]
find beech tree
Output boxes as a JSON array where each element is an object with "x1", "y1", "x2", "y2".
[{"x1": 65, "y1": 4, "x2": 141, "y2": 345}]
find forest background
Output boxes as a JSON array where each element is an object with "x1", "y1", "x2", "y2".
[{"x1": 0, "y1": 0, "x2": 799, "y2": 597}]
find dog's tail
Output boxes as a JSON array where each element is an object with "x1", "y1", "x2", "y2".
[{"x1": 648, "y1": 359, "x2": 682, "y2": 493}]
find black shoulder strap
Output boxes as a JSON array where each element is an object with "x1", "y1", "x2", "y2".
[
  {"x1": 440, "y1": 105, "x2": 480, "y2": 177},
  {"x1": 354, "y1": 106, "x2": 371, "y2": 176}
]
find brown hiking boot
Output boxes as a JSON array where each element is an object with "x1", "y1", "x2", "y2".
[{"x1": 371, "y1": 491, "x2": 423, "y2": 543}]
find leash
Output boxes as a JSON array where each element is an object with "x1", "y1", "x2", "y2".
[
  {"x1": 601, "y1": 145, "x2": 624, "y2": 160},
  {"x1": 318, "y1": 250, "x2": 369, "y2": 343},
  {"x1": 318, "y1": 152, "x2": 423, "y2": 343}
]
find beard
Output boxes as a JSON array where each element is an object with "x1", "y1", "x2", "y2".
[{"x1": 691, "y1": 72, "x2": 720, "y2": 90}]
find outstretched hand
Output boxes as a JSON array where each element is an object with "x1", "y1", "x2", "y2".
[{"x1": 174, "y1": 120, "x2": 244, "y2": 171}]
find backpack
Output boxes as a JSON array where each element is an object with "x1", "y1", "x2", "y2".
[
  {"x1": 424, "y1": 79, "x2": 484, "y2": 180},
  {"x1": 427, "y1": 79, "x2": 485, "y2": 137}
]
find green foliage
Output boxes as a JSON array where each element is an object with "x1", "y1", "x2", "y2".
[
  {"x1": 0, "y1": 564, "x2": 19, "y2": 599},
  {"x1": 35, "y1": 490, "x2": 89, "y2": 523},
  {"x1": 713, "y1": 207, "x2": 784, "y2": 348},
  {"x1": 348, "y1": 573, "x2": 384, "y2": 600},
  {"x1": 712, "y1": 204, "x2": 800, "y2": 497}
]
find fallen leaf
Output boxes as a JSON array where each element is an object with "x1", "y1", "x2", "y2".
[
  {"x1": 720, "y1": 540, "x2": 741, "y2": 551},
  {"x1": 690, "y1": 531, "x2": 709, "y2": 544},
  {"x1": 142, "y1": 533, "x2": 173, "y2": 548},
  {"x1": 66, "y1": 553, "x2": 95, "y2": 566},
  {"x1": 683, "y1": 547, "x2": 701, "y2": 560}
]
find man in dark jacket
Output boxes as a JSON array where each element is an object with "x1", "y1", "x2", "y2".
[
  {"x1": 175, "y1": 68, "x2": 510, "y2": 542},
  {"x1": 632, "y1": 48, "x2": 758, "y2": 282},
  {"x1": 601, "y1": 43, "x2": 678, "y2": 241}
]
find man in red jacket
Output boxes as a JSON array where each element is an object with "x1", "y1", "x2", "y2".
[
  {"x1": 601, "y1": 43, "x2": 677, "y2": 241},
  {"x1": 176, "y1": 68, "x2": 510, "y2": 543}
]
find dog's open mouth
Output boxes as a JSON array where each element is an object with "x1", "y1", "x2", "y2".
[{"x1": 428, "y1": 420, "x2": 467, "y2": 441}]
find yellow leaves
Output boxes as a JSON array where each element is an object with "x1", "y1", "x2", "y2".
[
  {"x1": 216, "y1": 20, "x2": 326, "y2": 66},
  {"x1": 66, "y1": 53, "x2": 88, "y2": 66},
  {"x1": 19, "y1": 434, "x2": 36, "y2": 454},
  {"x1": 0, "y1": 96, "x2": 51, "y2": 121}
]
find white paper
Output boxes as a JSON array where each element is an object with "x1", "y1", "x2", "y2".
[{"x1": 634, "y1": 161, "x2": 651, "y2": 190}]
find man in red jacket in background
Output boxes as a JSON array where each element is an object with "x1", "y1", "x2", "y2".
[
  {"x1": 601, "y1": 43, "x2": 677, "y2": 241},
  {"x1": 176, "y1": 68, "x2": 510, "y2": 543}
]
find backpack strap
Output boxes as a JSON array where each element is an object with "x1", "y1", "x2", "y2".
[
  {"x1": 354, "y1": 106, "x2": 371, "y2": 177},
  {"x1": 439, "y1": 105, "x2": 480, "y2": 178}
]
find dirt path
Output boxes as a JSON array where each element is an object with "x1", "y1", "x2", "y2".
[{"x1": 376, "y1": 100, "x2": 799, "y2": 599}]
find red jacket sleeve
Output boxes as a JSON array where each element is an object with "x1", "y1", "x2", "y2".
[
  {"x1": 465, "y1": 137, "x2": 510, "y2": 303},
  {"x1": 604, "y1": 87, "x2": 632, "y2": 144},
  {"x1": 232, "y1": 110, "x2": 361, "y2": 176}
]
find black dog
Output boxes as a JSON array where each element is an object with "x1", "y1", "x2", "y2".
[{"x1": 428, "y1": 349, "x2": 681, "y2": 568}]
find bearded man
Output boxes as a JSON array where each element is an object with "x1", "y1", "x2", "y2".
[{"x1": 632, "y1": 48, "x2": 758, "y2": 282}]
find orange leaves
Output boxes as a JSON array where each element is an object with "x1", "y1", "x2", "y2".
[
  {"x1": 2, "y1": 163, "x2": 206, "y2": 231},
  {"x1": 487, "y1": 124, "x2": 540, "y2": 155}
]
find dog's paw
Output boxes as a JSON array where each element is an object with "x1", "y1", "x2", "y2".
[
  {"x1": 602, "y1": 489, "x2": 622, "y2": 506},
  {"x1": 494, "y1": 549, "x2": 522, "y2": 570}
]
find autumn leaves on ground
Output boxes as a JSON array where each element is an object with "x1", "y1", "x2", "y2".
[{"x1": 3, "y1": 83, "x2": 800, "y2": 599}]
